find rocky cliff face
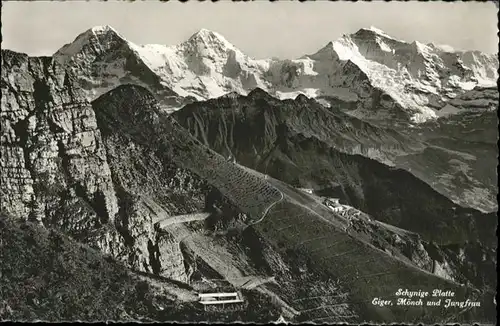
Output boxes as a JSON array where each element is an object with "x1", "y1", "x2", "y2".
[
  {"x1": 1, "y1": 50, "x2": 118, "y2": 229},
  {"x1": 1, "y1": 52, "x2": 285, "y2": 287},
  {"x1": 0, "y1": 50, "x2": 189, "y2": 282}
]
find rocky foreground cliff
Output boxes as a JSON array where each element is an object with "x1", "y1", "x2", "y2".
[
  {"x1": 2, "y1": 49, "x2": 225, "y2": 283},
  {"x1": 1, "y1": 50, "x2": 284, "y2": 322}
]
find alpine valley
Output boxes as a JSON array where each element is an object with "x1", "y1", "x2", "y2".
[{"x1": 1, "y1": 25, "x2": 497, "y2": 324}]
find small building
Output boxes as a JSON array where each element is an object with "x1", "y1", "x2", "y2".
[
  {"x1": 329, "y1": 206, "x2": 344, "y2": 212},
  {"x1": 324, "y1": 198, "x2": 341, "y2": 206},
  {"x1": 323, "y1": 198, "x2": 346, "y2": 213},
  {"x1": 298, "y1": 188, "x2": 313, "y2": 194},
  {"x1": 198, "y1": 292, "x2": 244, "y2": 311}
]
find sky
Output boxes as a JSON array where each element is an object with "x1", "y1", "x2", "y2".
[{"x1": 1, "y1": 1, "x2": 498, "y2": 59}]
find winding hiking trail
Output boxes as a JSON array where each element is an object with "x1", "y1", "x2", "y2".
[
  {"x1": 248, "y1": 190, "x2": 284, "y2": 226},
  {"x1": 234, "y1": 163, "x2": 285, "y2": 226}
]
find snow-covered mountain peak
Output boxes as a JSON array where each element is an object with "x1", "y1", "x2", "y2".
[
  {"x1": 411, "y1": 40, "x2": 428, "y2": 53},
  {"x1": 367, "y1": 26, "x2": 391, "y2": 35},
  {"x1": 348, "y1": 26, "x2": 409, "y2": 48},
  {"x1": 308, "y1": 41, "x2": 341, "y2": 61},
  {"x1": 182, "y1": 28, "x2": 238, "y2": 55},
  {"x1": 52, "y1": 25, "x2": 184, "y2": 108},
  {"x1": 81, "y1": 24, "x2": 124, "y2": 42},
  {"x1": 355, "y1": 26, "x2": 400, "y2": 41},
  {"x1": 428, "y1": 42, "x2": 455, "y2": 53},
  {"x1": 188, "y1": 28, "x2": 230, "y2": 43},
  {"x1": 296, "y1": 27, "x2": 498, "y2": 123}
]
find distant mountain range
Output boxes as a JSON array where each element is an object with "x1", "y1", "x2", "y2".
[{"x1": 53, "y1": 25, "x2": 498, "y2": 123}]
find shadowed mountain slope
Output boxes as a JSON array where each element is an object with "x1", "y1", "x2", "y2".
[{"x1": 172, "y1": 91, "x2": 497, "y2": 245}]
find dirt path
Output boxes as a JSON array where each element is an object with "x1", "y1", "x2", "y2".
[
  {"x1": 248, "y1": 191, "x2": 284, "y2": 226},
  {"x1": 155, "y1": 213, "x2": 211, "y2": 228},
  {"x1": 142, "y1": 187, "x2": 298, "y2": 317}
]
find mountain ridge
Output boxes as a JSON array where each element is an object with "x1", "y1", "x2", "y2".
[{"x1": 47, "y1": 25, "x2": 498, "y2": 121}]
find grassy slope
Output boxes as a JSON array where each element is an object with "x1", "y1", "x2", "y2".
[
  {"x1": 0, "y1": 214, "x2": 280, "y2": 322},
  {"x1": 0, "y1": 214, "x2": 172, "y2": 321}
]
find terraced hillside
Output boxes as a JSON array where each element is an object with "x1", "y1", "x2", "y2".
[
  {"x1": 93, "y1": 85, "x2": 495, "y2": 323},
  {"x1": 170, "y1": 88, "x2": 497, "y2": 306},
  {"x1": 250, "y1": 196, "x2": 493, "y2": 323}
]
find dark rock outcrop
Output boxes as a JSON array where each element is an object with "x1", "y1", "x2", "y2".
[{"x1": 1, "y1": 49, "x2": 118, "y2": 237}]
